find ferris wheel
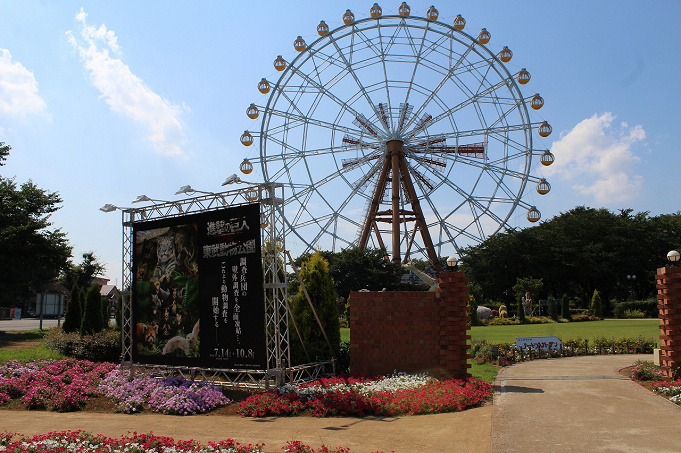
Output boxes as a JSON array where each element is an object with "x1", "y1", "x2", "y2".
[{"x1": 239, "y1": 3, "x2": 554, "y2": 270}]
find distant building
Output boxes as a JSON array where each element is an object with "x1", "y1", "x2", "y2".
[{"x1": 23, "y1": 281, "x2": 69, "y2": 318}]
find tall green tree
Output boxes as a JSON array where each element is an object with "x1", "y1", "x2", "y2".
[
  {"x1": 591, "y1": 289, "x2": 603, "y2": 318},
  {"x1": 80, "y1": 284, "x2": 104, "y2": 335},
  {"x1": 0, "y1": 177, "x2": 72, "y2": 307},
  {"x1": 561, "y1": 293, "x2": 571, "y2": 320},
  {"x1": 60, "y1": 252, "x2": 106, "y2": 292},
  {"x1": 290, "y1": 251, "x2": 340, "y2": 364},
  {"x1": 62, "y1": 283, "x2": 82, "y2": 333}
]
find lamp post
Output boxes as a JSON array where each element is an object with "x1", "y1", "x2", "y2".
[
  {"x1": 446, "y1": 256, "x2": 458, "y2": 271},
  {"x1": 626, "y1": 274, "x2": 636, "y2": 301},
  {"x1": 668, "y1": 250, "x2": 680, "y2": 266}
]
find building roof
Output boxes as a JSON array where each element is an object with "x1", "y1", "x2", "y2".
[{"x1": 100, "y1": 285, "x2": 120, "y2": 298}]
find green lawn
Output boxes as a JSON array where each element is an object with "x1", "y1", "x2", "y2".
[{"x1": 471, "y1": 319, "x2": 659, "y2": 344}]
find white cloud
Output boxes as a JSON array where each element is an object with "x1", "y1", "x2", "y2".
[
  {"x1": 545, "y1": 112, "x2": 645, "y2": 203},
  {"x1": 67, "y1": 8, "x2": 187, "y2": 156},
  {"x1": 0, "y1": 48, "x2": 47, "y2": 117}
]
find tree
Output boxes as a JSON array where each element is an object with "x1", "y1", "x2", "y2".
[
  {"x1": 512, "y1": 277, "x2": 543, "y2": 303},
  {"x1": 290, "y1": 251, "x2": 340, "y2": 364},
  {"x1": 517, "y1": 296, "x2": 526, "y2": 322},
  {"x1": 293, "y1": 247, "x2": 402, "y2": 302},
  {"x1": 62, "y1": 283, "x2": 82, "y2": 333},
  {"x1": 0, "y1": 142, "x2": 10, "y2": 166},
  {"x1": 561, "y1": 293, "x2": 571, "y2": 320},
  {"x1": 461, "y1": 207, "x2": 681, "y2": 313},
  {"x1": 0, "y1": 177, "x2": 72, "y2": 307},
  {"x1": 60, "y1": 252, "x2": 106, "y2": 292},
  {"x1": 80, "y1": 284, "x2": 104, "y2": 335},
  {"x1": 591, "y1": 289, "x2": 603, "y2": 318}
]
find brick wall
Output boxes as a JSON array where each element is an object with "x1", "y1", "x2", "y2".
[
  {"x1": 349, "y1": 270, "x2": 470, "y2": 378},
  {"x1": 656, "y1": 266, "x2": 681, "y2": 380}
]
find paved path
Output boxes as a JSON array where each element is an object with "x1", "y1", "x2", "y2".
[
  {"x1": 1, "y1": 354, "x2": 680, "y2": 452},
  {"x1": 492, "y1": 354, "x2": 681, "y2": 452}
]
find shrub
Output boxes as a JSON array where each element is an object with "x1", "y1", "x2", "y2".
[
  {"x1": 631, "y1": 360, "x2": 666, "y2": 381},
  {"x1": 289, "y1": 252, "x2": 340, "y2": 364},
  {"x1": 561, "y1": 294, "x2": 570, "y2": 320},
  {"x1": 81, "y1": 285, "x2": 104, "y2": 335},
  {"x1": 62, "y1": 284, "x2": 81, "y2": 334},
  {"x1": 623, "y1": 309, "x2": 645, "y2": 319},
  {"x1": 613, "y1": 299, "x2": 658, "y2": 318},
  {"x1": 46, "y1": 328, "x2": 120, "y2": 362},
  {"x1": 591, "y1": 289, "x2": 602, "y2": 318},
  {"x1": 571, "y1": 314, "x2": 600, "y2": 322}
]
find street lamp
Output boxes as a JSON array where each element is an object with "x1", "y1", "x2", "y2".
[
  {"x1": 99, "y1": 203, "x2": 119, "y2": 213},
  {"x1": 446, "y1": 256, "x2": 458, "y2": 271},
  {"x1": 668, "y1": 250, "x2": 680, "y2": 265},
  {"x1": 131, "y1": 195, "x2": 170, "y2": 204},
  {"x1": 175, "y1": 185, "x2": 215, "y2": 196},
  {"x1": 221, "y1": 173, "x2": 259, "y2": 186}
]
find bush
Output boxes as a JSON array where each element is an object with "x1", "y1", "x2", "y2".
[
  {"x1": 624, "y1": 309, "x2": 646, "y2": 319},
  {"x1": 613, "y1": 299, "x2": 658, "y2": 318},
  {"x1": 631, "y1": 360, "x2": 666, "y2": 381},
  {"x1": 46, "y1": 328, "x2": 120, "y2": 362}
]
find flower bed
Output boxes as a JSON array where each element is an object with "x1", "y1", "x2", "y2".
[
  {"x1": 0, "y1": 359, "x2": 229, "y2": 415},
  {"x1": 653, "y1": 379, "x2": 681, "y2": 405},
  {"x1": 0, "y1": 358, "x2": 115, "y2": 412},
  {"x1": 0, "y1": 431, "x2": 366, "y2": 453},
  {"x1": 237, "y1": 373, "x2": 492, "y2": 417}
]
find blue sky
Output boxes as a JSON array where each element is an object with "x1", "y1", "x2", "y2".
[{"x1": 1, "y1": 1, "x2": 679, "y2": 285}]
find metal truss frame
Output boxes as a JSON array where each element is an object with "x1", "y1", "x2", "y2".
[{"x1": 118, "y1": 184, "x2": 329, "y2": 388}]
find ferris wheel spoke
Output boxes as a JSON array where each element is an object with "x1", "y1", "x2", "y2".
[
  {"x1": 327, "y1": 33, "x2": 382, "y2": 123},
  {"x1": 264, "y1": 106, "x2": 367, "y2": 138},
  {"x1": 285, "y1": 58, "x2": 371, "y2": 127},
  {"x1": 403, "y1": 38, "x2": 478, "y2": 133},
  {"x1": 410, "y1": 170, "x2": 481, "y2": 244},
  {"x1": 409, "y1": 75, "x2": 515, "y2": 135},
  {"x1": 419, "y1": 163, "x2": 509, "y2": 228}
]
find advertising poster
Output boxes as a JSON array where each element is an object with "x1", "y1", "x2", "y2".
[{"x1": 132, "y1": 203, "x2": 266, "y2": 369}]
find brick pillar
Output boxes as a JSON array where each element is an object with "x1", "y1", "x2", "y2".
[
  {"x1": 438, "y1": 270, "x2": 471, "y2": 379},
  {"x1": 656, "y1": 266, "x2": 681, "y2": 380}
]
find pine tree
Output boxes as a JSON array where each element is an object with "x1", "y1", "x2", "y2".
[
  {"x1": 561, "y1": 293, "x2": 571, "y2": 320},
  {"x1": 290, "y1": 251, "x2": 340, "y2": 364},
  {"x1": 80, "y1": 285, "x2": 103, "y2": 335},
  {"x1": 591, "y1": 289, "x2": 603, "y2": 318},
  {"x1": 62, "y1": 284, "x2": 81, "y2": 333},
  {"x1": 469, "y1": 294, "x2": 480, "y2": 326},
  {"x1": 517, "y1": 296, "x2": 526, "y2": 323}
]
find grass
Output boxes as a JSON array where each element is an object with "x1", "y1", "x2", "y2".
[
  {"x1": 0, "y1": 328, "x2": 64, "y2": 362},
  {"x1": 341, "y1": 327, "x2": 350, "y2": 343},
  {"x1": 470, "y1": 319, "x2": 660, "y2": 344},
  {"x1": 469, "y1": 360, "x2": 498, "y2": 383}
]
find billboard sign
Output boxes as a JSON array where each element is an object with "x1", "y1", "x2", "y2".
[{"x1": 132, "y1": 203, "x2": 266, "y2": 369}]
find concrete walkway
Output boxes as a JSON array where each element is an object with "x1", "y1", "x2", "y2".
[
  {"x1": 1, "y1": 354, "x2": 680, "y2": 452},
  {"x1": 492, "y1": 354, "x2": 681, "y2": 452}
]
